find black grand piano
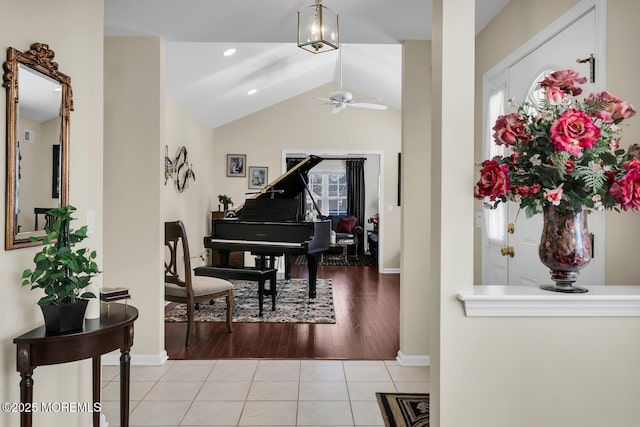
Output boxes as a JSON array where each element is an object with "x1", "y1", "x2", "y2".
[{"x1": 203, "y1": 155, "x2": 331, "y2": 300}]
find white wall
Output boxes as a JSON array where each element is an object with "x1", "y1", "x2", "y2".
[
  {"x1": 432, "y1": 1, "x2": 640, "y2": 426},
  {"x1": 0, "y1": 1, "x2": 104, "y2": 426},
  {"x1": 104, "y1": 36, "x2": 165, "y2": 361},
  {"x1": 399, "y1": 40, "x2": 432, "y2": 362},
  {"x1": 212, "y1": 82, "x2": 402, "y2": 270},
  {"x1": 162, "y1": 98, "x2": 217, "y2": 266}
]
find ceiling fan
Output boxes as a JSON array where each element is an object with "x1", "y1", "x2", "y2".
[{"x1": 316, "y1": 48, "x2": 388, "y2": 114}]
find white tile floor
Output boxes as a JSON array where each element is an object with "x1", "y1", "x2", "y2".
[{"x1": 101, "y1": 359, "x2": 430, "y2": 426}]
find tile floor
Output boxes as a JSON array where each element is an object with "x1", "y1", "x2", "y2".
[{"x1": 101, "y1": 359, "x2": 430, "y2": 426}]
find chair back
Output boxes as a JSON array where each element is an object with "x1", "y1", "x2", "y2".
[{"x1": 164, "y1": 220, "x2": 192, "y2": 293}]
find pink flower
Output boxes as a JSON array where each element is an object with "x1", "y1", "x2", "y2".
[
  {"x1": 550, "y1": 109, "x2": 601, "y2": 156},
  {"x1": 492, "y1": 113, "x2": 530, "y2": 146},
  {"x1": 544, "y1": 187, "x2": 564, "y2": 206},
  {"x1": 539, "y1": 70, "x2": 587, "y2": 96},
  {"x1": 610, "y1": 159, "x2": 640, "y2": 211},
  {"x1": 586, "y1": 91, "x2": 637, "y2": 122},
  {"x1": 545, "y1": 86, "x2": 565, "y2": 105},
  {"x1": 474, "y1": 160, "x2": 510, "y2": 201}
]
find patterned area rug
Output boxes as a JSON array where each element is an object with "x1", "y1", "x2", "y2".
[
  {"x1": 165, "y1": 278, "x2": 335, "y2": 323},
  {"x1": 376, "y1": 393, "x2": 430, "y2": 427},
  {"x1": 295, "y1": 254, "x2": 376, "y2": 266}
]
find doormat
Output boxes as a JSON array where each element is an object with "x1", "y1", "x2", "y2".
[
  {"x1": 165, "y1": 278, "x2": 335, "y2": 323},
  {"x1": 376, "y1": 392, "x2": 429, "y2": 427}
]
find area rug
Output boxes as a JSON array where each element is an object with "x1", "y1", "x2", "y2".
[
  {"x1": 295, "y1": 254, "x2": 376, "y2": 266},
  {"x1": 165, "y1": 278, "x2": 335, "y2": 323},
  {"x1": 376, "y1": 392, "x2": 429, "y2": 427}
]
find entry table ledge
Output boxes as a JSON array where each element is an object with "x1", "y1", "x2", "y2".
[{"x1": 458, "y1": 285, "x2": 640, "y2": 317}]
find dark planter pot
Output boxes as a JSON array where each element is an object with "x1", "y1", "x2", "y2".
[{"x1": 40, "y1": 299, "x2": 89, "y2": 333}]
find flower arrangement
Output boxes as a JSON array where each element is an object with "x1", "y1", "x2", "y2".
[
  {"x1": 475, "y1": 69, "x2": 639, "y2": 217},
  {"x1": 368, "y1": 213, "x2": 379, "y2": 232},
  {"x1": 218, "y1": 194, "x2": 233, "y2": 206}
]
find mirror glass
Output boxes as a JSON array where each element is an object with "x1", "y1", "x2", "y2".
[{"x1": 4, "y1": 43, "x2": 71, "y2": 249}]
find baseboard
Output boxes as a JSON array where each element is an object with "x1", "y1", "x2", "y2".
[
  {"x1": 381, "y1": 267, "x2": 400, "y2": 274},
  {"x1": 396, "y1": 351, "x2": 430, "y2": 366},
  {"x1": 102, "y1": 350, "x2": 169, "y2": 366}
]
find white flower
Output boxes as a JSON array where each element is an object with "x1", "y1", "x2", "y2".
[{"x1": 529, "y1": 154, "x2": 542, "y2": 166}]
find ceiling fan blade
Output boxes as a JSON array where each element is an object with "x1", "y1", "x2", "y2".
[{"x1": 348, "y1": 102, "x2": 388, "y2": 110}]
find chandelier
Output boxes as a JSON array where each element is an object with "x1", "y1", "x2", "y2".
[{"x1": 297, "y1": 0, "x2": 339, "y2": 54}]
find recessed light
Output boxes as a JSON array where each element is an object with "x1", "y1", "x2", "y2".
[
  {"x1": 247, "y1": 89, "x2": 257, "y2": 95},
  {"x1": 223, "y1": 48, "x2": 237, "y2": 57}
]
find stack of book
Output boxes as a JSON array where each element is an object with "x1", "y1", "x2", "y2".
[{"x1": 99, "y1": 287, "x2": 130, "y2": 303}]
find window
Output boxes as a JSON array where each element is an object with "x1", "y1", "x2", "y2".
[
  {"x1": 306, "y1": 171, "x2": 347, "y2": 216},
  {"x1": 485, "y1": 86, "x2": 506, "y2": 243}
]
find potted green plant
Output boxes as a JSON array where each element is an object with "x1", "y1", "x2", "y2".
[
  {"x1": 21, "y1": 205, "x2": 100, "y2": 333},
  {"x1": 218, "y1": 194, "x2": 233, "y2": 212}
]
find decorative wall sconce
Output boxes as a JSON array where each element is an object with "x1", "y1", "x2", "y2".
[{"x1": 164, "y1": 145, "x2": 195, "y2": 193}]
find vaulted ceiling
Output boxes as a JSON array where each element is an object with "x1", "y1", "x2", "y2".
[{"x1": 104, "y1": 0, "x2": 510, "y2": 129}]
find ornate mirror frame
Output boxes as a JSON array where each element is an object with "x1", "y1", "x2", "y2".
[{"x1": 3, "y1": 43, "x2": 72, "y2": 249}]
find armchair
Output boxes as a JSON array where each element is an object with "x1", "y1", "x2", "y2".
[{"x1": 327, "y1": 215, "x2": 364, "y2": 253}]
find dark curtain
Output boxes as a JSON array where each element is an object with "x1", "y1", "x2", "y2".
[
  {"x1": 286, "y1": 157, "x2": 307, "y2": 220},
  {"x1": 346, "y1": 158, "x2": 365, "y2": 229}
]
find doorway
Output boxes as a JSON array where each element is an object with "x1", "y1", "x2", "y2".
[{"x1": 481, "y1": 1, "x2": 606, "y2": 286}]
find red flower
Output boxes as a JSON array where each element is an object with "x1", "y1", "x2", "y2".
[
  {"x1": 550, "y1": 109, "x2": 601, "y2": 156},
  {"x1": 564, "y1": 160, "x2": 575, "y2": 173},
  {"x1": 539, "y1": 69, "x2": 587, "y2": 96},
  {"x1": 492, "y1": 113, "x2": 530, "y2": 146},
  {"x1": 475, "y1": 160, "x2": 510, "y2": 201},
  {"x1": 610, "y1": 159, "x2": 640, "y2": 211},
  {"x1": 586, "y1": 91, "x2": 637, "y2": 122}
]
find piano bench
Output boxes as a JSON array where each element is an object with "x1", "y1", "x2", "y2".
[{"x1": 194, "y1": 266, "x2": 278, "y2": 317}]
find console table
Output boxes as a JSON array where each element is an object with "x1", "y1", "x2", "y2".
[{"x1": 13, "y1": 303, "x2": 138, "y2": 427}]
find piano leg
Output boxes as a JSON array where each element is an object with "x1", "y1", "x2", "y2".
[
  {"x1": 284, "y1": 255, "x2": 291, "y2": 280},
  {"x1": 306, "y1": 254, "x2": 318, "y2": 301}
]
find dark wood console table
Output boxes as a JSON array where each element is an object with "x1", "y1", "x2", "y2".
[{"x1": 13, "y1": 303, "x2": 138, "y2": 427}]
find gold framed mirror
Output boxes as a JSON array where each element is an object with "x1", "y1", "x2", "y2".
[{"x1": 3, "y1": 43, "x2": 72, "y2": 249}]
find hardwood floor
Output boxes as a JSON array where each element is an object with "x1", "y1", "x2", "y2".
[{"x1": 165, "y1": 264, "x2": 400, "y2": 360}]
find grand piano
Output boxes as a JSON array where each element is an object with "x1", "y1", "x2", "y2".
[{"x1": 203, "y1": 155, "x2": 331, "y2": 300}]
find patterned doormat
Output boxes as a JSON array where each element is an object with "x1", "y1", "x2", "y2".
[
  {"x1": 376, "y1": 393, "x2": 429, "y2": 427},
  {"x1": 165, "y1": 278, "x2": 335, "y2": 323},
  {"x1": 295, "y1": 254, "x2": 376, "y2": 266}
]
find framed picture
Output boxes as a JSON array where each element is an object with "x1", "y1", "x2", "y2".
[
  {"x1": 226, "y1": 154, "x2": 246, "y2": 177},
  {"x1": 248, "y1": 166, "x2": 268, "y2": 189},
  {"x1": 52, "y1": 144, "x2": 60, "y2": 198}
]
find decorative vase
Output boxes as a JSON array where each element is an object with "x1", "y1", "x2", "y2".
[
  {"x1": 40, "y1": 299, "x2": 89, "y2": 333},
  {"x1": 538, "y1": 205, "x2": 592, "y2": 293}
]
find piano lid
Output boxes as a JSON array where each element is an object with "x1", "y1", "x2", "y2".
[{"x1": 231, "y1": 155, "x2": 323, "y2": 214}]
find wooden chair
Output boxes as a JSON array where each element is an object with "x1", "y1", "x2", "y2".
[{"x1": 164, "y1": 220, "x2": 233, "y2": 346}]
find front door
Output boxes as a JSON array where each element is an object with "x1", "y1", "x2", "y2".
[{"x1": 482, "y1": 3, "x2": 605, "y2": 286}]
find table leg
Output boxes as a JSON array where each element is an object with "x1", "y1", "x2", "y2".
[
  {"x1": 120, "y1": 345, "x2": 131, "y2": 427},
  {"x1": 92, "y1": 356, "x2": 101, "y2": 427},
  {"x1": 19, "y1": 369, "x2": 33, "y2": 427}
]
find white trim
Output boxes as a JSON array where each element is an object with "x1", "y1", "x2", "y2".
[
  {"x1": 484, "y1": 0, "x2": 605, "y2": 83},
  {"x1": 396, "y1": 351, "x2": 430, "y2": 366},
  {"x1": 102, "y1": 350, "x2": 169, "y2": 366},
  {"x1": 381, "y1": 267, "x2": 400, "y2": 274},
  {"x1": 459, "y1": 285, "x2": 640, "y2": 317}
]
